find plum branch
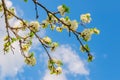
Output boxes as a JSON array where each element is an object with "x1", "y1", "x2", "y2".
[{"x1": 0, "y1": 0, "x2": 100, "y2": 75}]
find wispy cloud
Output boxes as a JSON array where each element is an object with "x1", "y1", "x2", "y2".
[{"x1": 0, "y1": 45, "x2": 24, "y2": 79}]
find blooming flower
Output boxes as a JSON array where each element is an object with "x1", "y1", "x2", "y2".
[
  {"x1": 42, "y1": 36, "x2": 52, "y2": 44},
  {"x1": 24, "y1": 53, "x2": 36, "y2": 66},
  {"x1": 80, "y1": 13, "x2": 91, "y2": 23},
  {"x1": 41, "y1": 20, "x2": 49, "y2": 28},
  {"x1": 70, "y1": 20, "x2": 78, "y2": 31},
  {"x1": 57, "y1": 5, "x2": 69, "y2": 16},
  {"x1": 51, "y1": 42, "x2": 59, "y2": 51},
  {"x1": 60, "y1": 17, "x2": 71, "y2": 27},
  {"x1": 56, "y1": 27, "x2": 63, "y2": 32},
  {"x1": 56, "y1": 67, "x2": 62, "y2": 75},
  {"x1": 29, "y1": 21, "x2": 40, "y2": 32},
  {"x1": 48, "y1": 58, "x2": 63, "y2": 75},
  {"x1": 60, "y1": 18, "x2": 78, "y2": 31},
  {"x1": 81, "y1": 29, "x2": 93, "y2": 41}
]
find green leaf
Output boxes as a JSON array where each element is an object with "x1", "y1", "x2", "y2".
[
  {"x1": 29, "y1": 32, "x2": 34, "y2": 37},
  {"x1": 28, "y1": 52, "x2": 34, "y2": 58},
  {"x1": 62, "y1": 4, "x2": 70, "y2": 13},
  {"x1": 24, "y1": 0, "x2": 28, "y2": 2},
  {"x1": 85, "y1": 44, "x2": 90, "y2": 52},
  {"x1": 11, "y1": 38, "x2": 17, "y2": 43},
  {"x1": 65, "y1": 16, "x2": 69, "y2": 21}
]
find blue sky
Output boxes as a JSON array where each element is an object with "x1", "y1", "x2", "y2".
[{"x1": 0, "y1": 0, "x2": 120, "y2": 80}]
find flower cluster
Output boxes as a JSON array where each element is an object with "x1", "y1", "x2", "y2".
[
  {"x1": 42, "y1": 36, "x2": 59, "y2": 51},
  {"x1": 50, "y1": 42, "x2": 59, "y2": 51},
  {"x1": 80, "y1": 29, "x2": 93, "y2": 41},
  {"x1": 48, "y1": 58, "x2": 63, "y2": 75},
  {"x1": 70, "y1": 20, "x2": 78, "y2": 31},
  {"x1": 29, "y1": 21, "x2": 40, "y2": 32},
  {"x1": 59, "y1": 17, "x2": 78, "y2": 31},
  {"x1": 80, "y1": 28, "x2": 100, "y2": 41},
  {"x1": 24, "y1": 52, "x2": 36, "y2": 66},
  {"x1": 80, "y1": 13, "x2": 91, "y2": 23},
  {"x1": 42, "y1": 36, "x2": 52, "y2": 44},
  {"x1": 57, "y1": 4, "x2": 69, "y2": 16}
]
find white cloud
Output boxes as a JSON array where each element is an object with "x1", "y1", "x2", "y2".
[
  {"x1": 41, "y1": 45, "x2": 89, "y2": 80},
  {"x1": 0, "y1": 42, "x2": 25, "y2": 79}
]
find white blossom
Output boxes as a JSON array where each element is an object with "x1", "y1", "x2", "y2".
[
  {"x1": 58, "y1": 5, "x2": 65, "y2": 16},
  {"x1": 56, "y1": 67, "x2": 62, "y2": 75},
  {"x1": 57, "y1": 5, "x2": 69, "y2": 16},
  {"x1": 29, "y1": 21, "x2": 40, "y2": 32},
  {"x1": 56, "y1": 27, "x2": 63, "y2": 32},
  {"x1": 41, "y1": 20, "x2": 49, "y2": 28},
  {"x1": 42, "y1": 36, "x2": 52, "y2": 44},
  {"x1": 70, "y1": 20, "x2": 78, "y2": 31},
  {"x1": 81, "y1": 29, "x2": 93, "y2": 41},
  {"x1": 80, "y1": 13, "x2": 91, "y2": 23}
]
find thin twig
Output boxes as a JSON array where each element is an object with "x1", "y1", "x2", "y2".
[{"x1": 33, "y1": 0, "x2": 39, "y2": 19}]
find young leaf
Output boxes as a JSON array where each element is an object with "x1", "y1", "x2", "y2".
[{"x1": 24, "y1": 0, "x2": 28, "y2": 2}]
